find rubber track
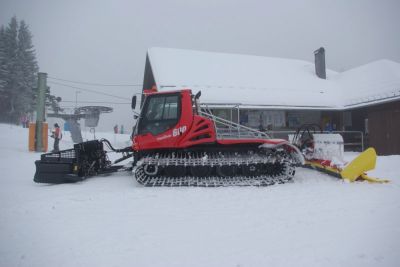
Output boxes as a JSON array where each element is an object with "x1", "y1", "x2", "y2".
[
  {"x1": 133, "y1": 150, "x2": 295, "y2": 187},
  {"x1": 134, "y1": 161, "x2": 296, "y2": 187}
]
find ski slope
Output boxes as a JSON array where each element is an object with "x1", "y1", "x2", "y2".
[{"x1": 0, "y1": 124, "x2": 399, "y2": 267}]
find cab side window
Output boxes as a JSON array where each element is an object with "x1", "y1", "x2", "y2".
[{"x1": 138, "y1": 94, "x2": 180, "y2": 136}]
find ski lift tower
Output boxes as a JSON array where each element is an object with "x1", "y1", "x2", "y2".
[
  {"x1": 48, "y1": 106, "x2": 113, "y2": 143},
  {"x1": 76, "y1": 106, "x2": 113, "y2": 139}
]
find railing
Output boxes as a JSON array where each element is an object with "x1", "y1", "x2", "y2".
[
  {"x1": 198, "y1": 104, "x2": 364, "y2": 151},
  {"x1": 267, "y1": 130, "x2": 364, "y2": 152},
  {"x1": 332, "y1": 131, "x2": 364, "y2": 152},
  {"x1": 199, "y1": 107, "x2": 270, "y2": 139}
]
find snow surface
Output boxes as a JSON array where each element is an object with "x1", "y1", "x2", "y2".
[
  {"x1": 1, "y1": 123, "x2": 400, "y2": 267},
  {"x1": 148, "y1": 47, "x2": 400, "y2": 110}
]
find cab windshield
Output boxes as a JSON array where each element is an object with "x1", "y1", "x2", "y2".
[{"x1": 138, "y1": 94, "x2": 180, "y2": 136}]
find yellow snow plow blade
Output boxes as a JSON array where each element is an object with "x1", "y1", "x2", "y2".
[
  {"x1": 340, "y1": 148, "x2": 389, "y2": 183},
  {"x1": 359, "y1": 173, "x2": 389, "y2": 183}
]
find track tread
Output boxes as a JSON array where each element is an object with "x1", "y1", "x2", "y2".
[{"x1": 133, "y1": 150, "x2": 296, "y2": 187}]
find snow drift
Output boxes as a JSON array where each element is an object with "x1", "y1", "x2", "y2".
[{"x1": 0, "y1": 124, "x2": 399, "y2": 267}]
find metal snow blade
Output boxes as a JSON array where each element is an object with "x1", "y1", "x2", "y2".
[
  {"x1": 291, "y1": 124, "x2": 388, "y2": 184},
  {"x1": 305, "y1": 148, "x2": 389, "y2": 183},
  {"x1": 340, "y1": 148, "x2": 389, "y2": 183}
]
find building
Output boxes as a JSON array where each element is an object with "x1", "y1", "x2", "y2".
[{"x1": 142, "y1": 47, "x2": 400, "y2": 155}]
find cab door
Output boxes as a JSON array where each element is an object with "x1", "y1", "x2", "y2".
[{"x1": 135, "y1": 93, "x2": 182, "y2": 149}]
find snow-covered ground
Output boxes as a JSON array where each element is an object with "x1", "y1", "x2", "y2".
[{"x1": 0, "y1": 123, "x2": 399, "y2": 267}]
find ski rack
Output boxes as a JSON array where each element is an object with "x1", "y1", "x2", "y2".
[{"x1": 199, "y1": 105, "x2": 270, "y2": 140}]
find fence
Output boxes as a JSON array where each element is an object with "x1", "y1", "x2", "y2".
[{"x1": 268, "y1": 130, "x2": 364, "y2": 152}]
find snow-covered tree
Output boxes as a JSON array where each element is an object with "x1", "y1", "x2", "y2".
[
  {"x1": 0, "y1": 26, "x2": 8, "y2": 104},
  {"x1": 0, "y1": 16, "x2": 39, "y2": 123},
  {"x1": 16, "y1": 20, "x2": 39, "y2": 114},
  {"x1": 0, "y1": 16, "x2": 62, "y2": 123},
  {"x1": 0, "y1": 16, "x2": 19, "y2": 120}
]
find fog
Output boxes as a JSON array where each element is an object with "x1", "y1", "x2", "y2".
[{"x1": 1, "y1": 0, "x2": 399, "y2": 131}]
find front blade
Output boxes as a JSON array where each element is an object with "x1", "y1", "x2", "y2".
[{"x1": 340, "y1": 148, "x2": 377, "y2": 182}]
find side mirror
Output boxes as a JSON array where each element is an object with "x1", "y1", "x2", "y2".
[
  {"x1": 131, "y1": 95, "x2": 137, "y2": 110},
  {"x1": 195, "y1": 91, "x2": 201, "y2": 99}
]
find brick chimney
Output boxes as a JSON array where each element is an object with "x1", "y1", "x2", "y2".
[{"x1": 314, "y1": 47, "x2": 326, "y2": 79}]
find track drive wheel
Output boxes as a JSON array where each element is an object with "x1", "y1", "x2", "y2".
[
  {"x1": 242, "y1": 164, "x2": 261, "y2": 177},
  {"x1": 216, "y1": 165, "x2": 237, "y2": 177},
  {"x1": 263, "y1": 162, "x2": 285, "y2": 176},
  {"x1": 190, "y1": 165, "x2": 212, "y2": 177},
  {"x1": 143, "y1": 164, "x2": 160, "y2": 176},
  {"x1": 164, "y1": 166, "x2": 186, "y2": 177}
]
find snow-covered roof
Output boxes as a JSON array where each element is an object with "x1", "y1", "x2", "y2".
[
  {"x1": 332, "y1": 59, "x2": 400, "y2": 108},
  {"x1": 147, "y1": 47, "x2": 400, "y2": 110}
]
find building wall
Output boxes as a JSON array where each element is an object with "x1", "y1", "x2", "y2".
[
  {"x1": 348, "y1": 109, "x2": 367, "y2": 132},
  {"x1": 367, "y1": 100, "x2": 400, "y2": 155},
  {"x1": 205, "y1": 102, "x2": 400, "y2": 155},
  {"x1": 347, "y1": 100, "x2": 400, "y2": 155},
  {"x1": 212, "y1": 108, "x2": 333, "y2": 131},
  {"x1": 211, "y1": 108, "x2": 325, "y2": 130},
  {"x1": 287, "y1": 110, "x2": 322, "y2": 129}
]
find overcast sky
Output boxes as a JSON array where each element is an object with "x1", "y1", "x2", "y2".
[{"x1": 1, "y1": 0, "x2": 399, "y2": 131}]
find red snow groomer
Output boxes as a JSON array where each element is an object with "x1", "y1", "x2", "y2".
[
  {"x1": 34, "y1": 88, "x2": 387, "y2": 186},
  {"x1": 131, "y1": 89, "x2": 303, "y2": 186},
  {"x1": 34, "y1": 88, "x2": 303, "y2": 186}
]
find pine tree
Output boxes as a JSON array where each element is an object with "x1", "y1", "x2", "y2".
[
  {"x1": 0, "y1": 16, "x2": 40, "y2": 123},
  {"x1": 0, "y1": 26, "x2": 8, "y2": 108},
  {"x1": 0, "y1": 16, "x2": 61, "y2": 123},
  {"x1": 2, "y1": 16, "x2": 19, "y2": 120},
  {"x1": 16, "y1": 20, "x2": 38, "y2": 114}
]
